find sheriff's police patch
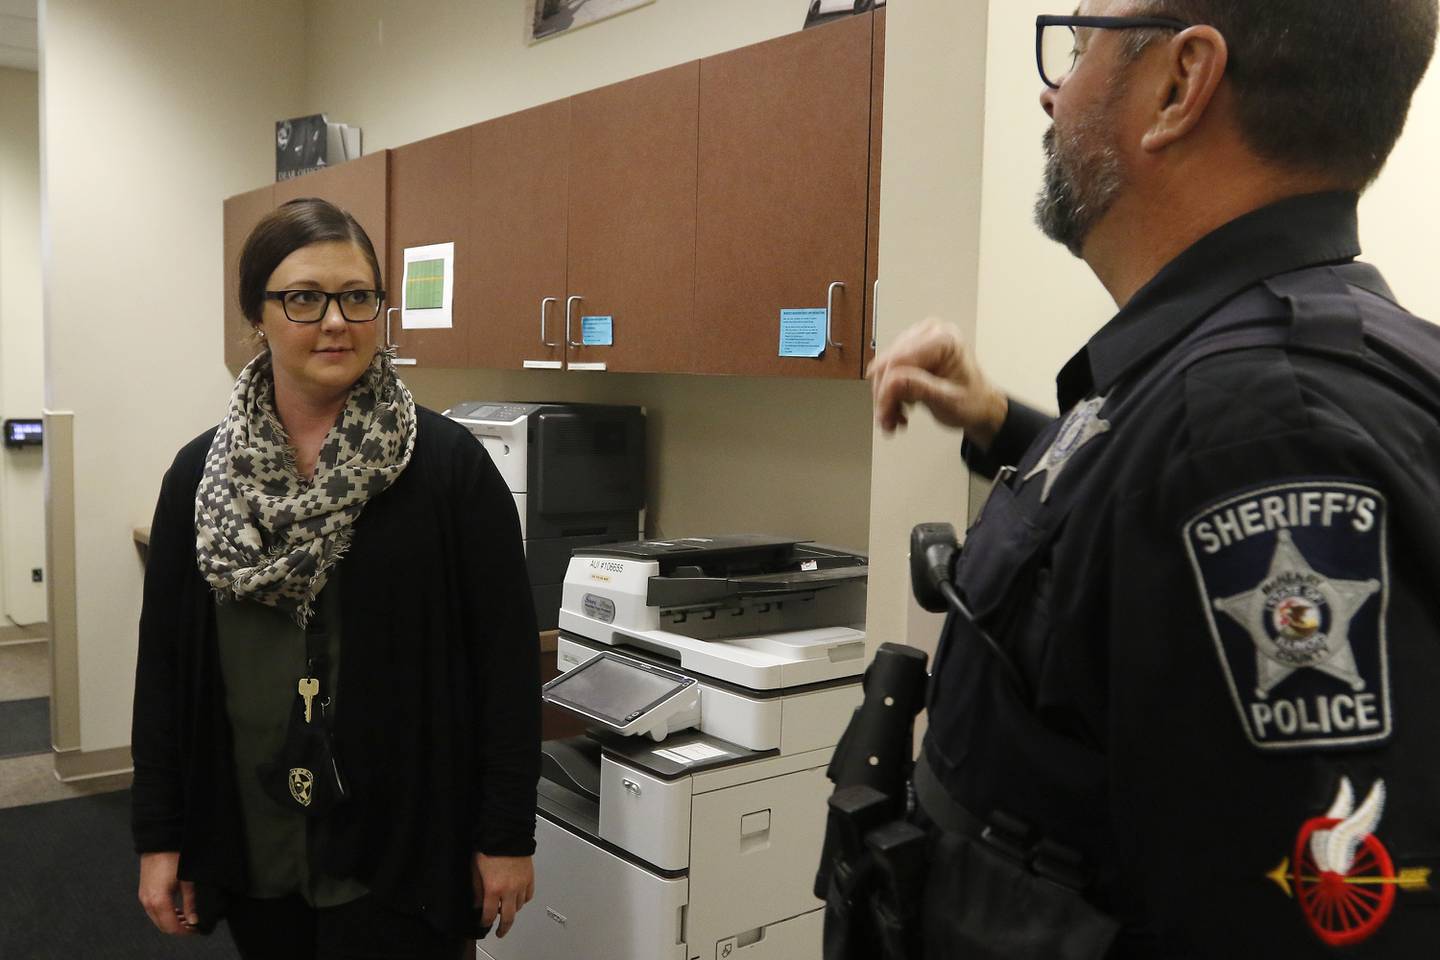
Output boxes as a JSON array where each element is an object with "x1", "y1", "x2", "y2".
[{"x1": 1183, "y1": 481, "x2": 1391, "y2": 751}]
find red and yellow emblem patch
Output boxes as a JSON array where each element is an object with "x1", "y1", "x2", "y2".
[{"x1": 1268, "y1": 778, "x2": 1432, "y2": 946}]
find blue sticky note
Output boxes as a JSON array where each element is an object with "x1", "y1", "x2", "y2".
[
  {"x1": 779, "y1": 308, "x2": 827, "y2": 358},
  {"x1": 581, "y1": 316, "x2": 614, "y2": 346}
]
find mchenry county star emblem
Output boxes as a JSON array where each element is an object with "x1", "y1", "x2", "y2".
[
  {"x1": 1183, "y1": 482, "x2": 1392, "y2": 751},
  {"x1": 1212, "y1": 529, "x2": 1378, "y2": 698},
  {"x1": 1022, "y1": 395, "x2": 1110, "y2": 503}
]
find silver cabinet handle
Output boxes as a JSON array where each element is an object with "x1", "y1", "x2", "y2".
[
  {"x1": 827, "y1": 281, "x2": 846, "y2": 349},
  {"x1": 541, "y1": 297, "x2": 559, "y2": 347},
  {"x1": 384, "y1": 307, "x2": 417, "y2": 366},
  {"x1": 621, "y1": 778, "x2": 642, "y2": 797},
  {"x1": 565, "y1": 295, "x2": 584, "y2": 348},
  {"x1": 871, "y1": 279, "x2": 879, "y2": 350}
]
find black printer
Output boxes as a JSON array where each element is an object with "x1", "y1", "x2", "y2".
[{"x1": 444, "y1": 402, "x2": 646, "y2": 630}]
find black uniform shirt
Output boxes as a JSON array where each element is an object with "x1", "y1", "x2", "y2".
[{"x1": 925, "y1": 192, "x2": 1440, "y2": 956}]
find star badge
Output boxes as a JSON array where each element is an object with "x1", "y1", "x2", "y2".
[
  {"x1": 1212, "y1": 529, "x2": 1380, "y2": 699},
  {"x1": 1023, "y1": 395, "x2": 1110, "y2": 503}
]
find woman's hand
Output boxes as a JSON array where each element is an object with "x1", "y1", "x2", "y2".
[
  {"x1": 474, "y1": 853, "x2": 535, "y2": 938},
  {"x1": 138, "y1": 851, "x2": 197, "y2": 935}
]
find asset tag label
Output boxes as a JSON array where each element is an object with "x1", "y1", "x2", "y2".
[{"x1": 1183, "y1": 482, "x2": 1391, "y2": 751}]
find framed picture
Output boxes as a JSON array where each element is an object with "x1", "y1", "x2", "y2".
[
  {"x1": 528, "y1": 0, "x2": 657, "y2": 44},
  {"x1": 804, "y1": 0, "x2": 885, "y2": 31}
]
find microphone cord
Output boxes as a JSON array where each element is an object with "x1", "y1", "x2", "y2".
[{"x1": 938, "y1": 580, "x2": 1030, "y2": 701}]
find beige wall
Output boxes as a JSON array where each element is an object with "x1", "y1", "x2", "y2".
[
  {"x1": 302, "y1": 0, "x2": 874, "y2": 552},
  {"x1": 1359, "y1": 52, "x2": 1440, "y2": 320},
  {"x1": 861, "y1": 0, "x2": 988, "y2": 657},
  {"x1": 975, "y1": 2, "x2": 1440, "y2": 418},
  {"x1": 40, "y1": 0, "x2": 306, "y2": 754},
  {"x1": 0, "y1": 65, "x2": 46, "y2": 627},
  {"x1": 308, "y1": 0, "x2": 807, "y2": 152},
  {"x1": 974, "y1": 2, "x2": 1114, "y2": 414}
]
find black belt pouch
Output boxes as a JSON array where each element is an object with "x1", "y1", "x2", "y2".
[{"x1": 922, "y1": 827, "x2": 1118, "y2": 960}]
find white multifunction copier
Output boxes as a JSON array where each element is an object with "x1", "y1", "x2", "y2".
[{"x1": 477, "y1": 535, "x2": 868, "y2": 960}]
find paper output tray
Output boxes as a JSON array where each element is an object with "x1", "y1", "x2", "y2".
[{"x1": 646, "y1": 564, "x2": 868, "y2": 608}]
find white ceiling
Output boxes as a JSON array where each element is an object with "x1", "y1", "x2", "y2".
[{"x1": 0, "y1": 0, "x2": 38, "y2": 72}]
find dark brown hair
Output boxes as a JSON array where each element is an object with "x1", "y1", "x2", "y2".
[
  {"x1": 1131, "y1": 0, "x2": 1438, "y2": 188},
  {"x1": 237, "y1": 197, "x2": 383, "y2": 327}
]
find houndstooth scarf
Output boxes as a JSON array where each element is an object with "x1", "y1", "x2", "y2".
[{"x1": 194, "y1": 349, "x2": 416, "y2": 627}]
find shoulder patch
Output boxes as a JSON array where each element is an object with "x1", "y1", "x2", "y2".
[
  {"x1": 1265, "y1": 776, "x2": 1434, "y2": 946},
  {"x1": 1182, "y1": 482, "x2": 1391, "y2": 751}
]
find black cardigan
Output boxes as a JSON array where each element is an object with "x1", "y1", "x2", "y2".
[{"x1": 132, "y1": 406, "x2": 541, "y2": 935}]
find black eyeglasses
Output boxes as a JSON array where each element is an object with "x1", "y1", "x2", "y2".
[
  {"x1": 264, "y1": 289, "x2": 386, "y2": 324},
  {"x1": 1036, "y1": 14, "x2": 1191, "y2": 89}
]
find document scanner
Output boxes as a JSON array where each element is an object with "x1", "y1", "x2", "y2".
[{"x1": 479, "y1": 535, "x2": 869, "y2": 960}]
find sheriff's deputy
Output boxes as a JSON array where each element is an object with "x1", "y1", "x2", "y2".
[{"x1": 870, "y1": 1, "x2": 1440, "y2": 955}]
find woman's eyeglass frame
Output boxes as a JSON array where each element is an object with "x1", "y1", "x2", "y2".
[
  {"x1": 263, "y1": 289, "x2": 386, "y2": 324},
  {"x1": 1036, "y1": 14, "x2": 1193, "y2": 90}
]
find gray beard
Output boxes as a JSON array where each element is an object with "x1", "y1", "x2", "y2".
[{"x1": 1034, "y1": 124, "x2": 1124, "y2": 258}]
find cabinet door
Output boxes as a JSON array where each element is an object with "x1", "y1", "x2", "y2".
[
  {"x1": 222, "y1": 184, "x2": 275, "y2": 373},
  {"x1": 566, "y1": 63, "x2": 699, "y2": 373},
  {"x1": 470, "y1": 100, "x2": 570, "y2": 370},
  {"x1": 274, "y1": 151, "x2": 390, "y2": 294},
  {"x1": 864, "y1": 7, "x2": 885, "y2": 368},
  {"x1": 694, "y1": 14, "x2": 874, "y2": 378},
  {"x1": 386, "y1": 128, "x2": 473, "y2": 367}
]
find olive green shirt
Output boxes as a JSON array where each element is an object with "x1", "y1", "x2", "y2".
[{"x1": 215, "y1": 578, "x2": 369, "y2": 907}]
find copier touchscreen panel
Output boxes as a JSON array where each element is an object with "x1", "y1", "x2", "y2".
[{"x1": 545, "y1": 653, "x2": 691, "y2": 728}]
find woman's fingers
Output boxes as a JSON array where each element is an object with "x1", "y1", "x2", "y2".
[
  {"x1": 138, "y1": 890, "x2": 189, "y2": 935},
  {"x1": 137, "y1": 852, "x2": 192, "y2": 936},
  {"x1": 180, "y1": 880, "x2": 199, "y2": 928},
  {"x1": 496, "y1": 891, "x2": 519, "y2": 938}
]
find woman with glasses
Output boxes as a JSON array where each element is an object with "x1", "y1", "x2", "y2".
[{"x1": 131, "y1": 198, "x2": 540, "y2": 959}]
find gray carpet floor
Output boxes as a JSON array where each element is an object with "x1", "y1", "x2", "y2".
[
  {"x1": 0, "y1": 789, "x2": 239, "y2": 958},
  {"x1": 0, "y1": 696, "x2": 49, "y2": 759}
]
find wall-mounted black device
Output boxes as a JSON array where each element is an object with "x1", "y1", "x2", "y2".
[{"x1": 3, "y1": 419, "x2": 42, "y2": 449}]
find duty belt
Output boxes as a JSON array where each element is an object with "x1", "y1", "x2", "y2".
[{"x1": 913, "y1": 752, "x2": 1090, "y2": 891}]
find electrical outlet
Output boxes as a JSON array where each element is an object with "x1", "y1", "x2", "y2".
[{"x1": 31, "y1": 568, "x2": 42, "y2": 583}]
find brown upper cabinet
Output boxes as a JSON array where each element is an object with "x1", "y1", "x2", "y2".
[
  {"x1": 564, "y1": 62, "x2": 700, "y2": 374},
  {"x1": 464, "y1": 64, "x2": 700, "y2": 374},
  {"x1": 469, "y1": 100, "x2": 571, "y2": 370},
  {"x1": 223, "y1": 11, "x2": 884, "y2": 380},
  {"x1": 386, "y1": 128, "x2": 472, "y2": 367},
  {"x1": 694, "y1": 13, "x2": 876, "y2": 379},
  {"x1": 865, "y1": 7, "x2": 886, "y2": 368}
]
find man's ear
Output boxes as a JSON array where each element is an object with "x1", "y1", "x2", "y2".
[{"x1": 1141, "y1": 25, "x2": 1229, "y2": 153}]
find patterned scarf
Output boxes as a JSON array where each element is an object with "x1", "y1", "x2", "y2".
[{"x1": 194, "y1": 349, "x2": 416, "y2": 627}]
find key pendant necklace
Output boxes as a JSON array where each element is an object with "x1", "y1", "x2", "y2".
[{"x1": 298, "y1": 676, "x2": 320, "y2": 723}]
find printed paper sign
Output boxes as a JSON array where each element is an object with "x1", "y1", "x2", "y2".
[
  {"x1": 401, "y1": 242, "x2": 455, "y2": 330},
  {"x1": 779, "y1": 308, "x2": 827, "y2": 358},
  {"x1": 581, "y1": 316, "x2": 614, "y2": 346}
]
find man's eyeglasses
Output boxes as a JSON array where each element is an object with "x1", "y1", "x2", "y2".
[
  {"x1": 1036, "y1": 14, "x2": 1191, "y2": 89},
  {"x1": 264, "y1": 289, "x2": 386, "y2": 324}
]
